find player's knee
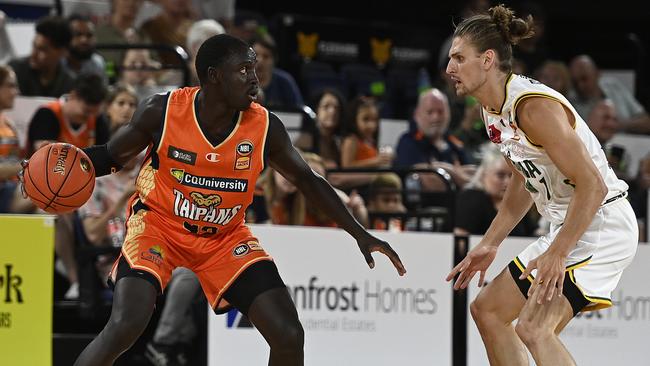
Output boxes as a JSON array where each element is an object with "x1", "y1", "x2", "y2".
[
  {"x1": 470, "y1": 293, "x2": 496, "y2": 326},
  {"x1": 271, "y1": 320, "x2": 304, "y2": 352},
  {"x1": 515, "y1": 319, "x2": 551, "y2": 347},
  {"x1": 106, "y1": 310, "x2": 149, "y2": 342}
]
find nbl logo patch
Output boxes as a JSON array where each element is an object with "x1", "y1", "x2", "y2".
[
  {"x1": 234, "y1": 140, "x2": 253, "y2": 170},
  {"x1": 232, "y1": 244, "x2": 249, "y2": 257}
]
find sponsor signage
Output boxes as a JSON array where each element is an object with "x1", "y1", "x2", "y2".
[
  {"x1": 209, "y1": 226, "x2": 453, "y2": 365},
  {"x1": 0, "y1": 215, "x2": 54, "y2": 365},
  {"x1": 466, "y1": 236, "x2": 650, "y2": 366}
]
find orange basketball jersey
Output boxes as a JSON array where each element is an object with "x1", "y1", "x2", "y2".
[
  {"x1": 134, "y1": 87, "x2": 269, "y2": 237},
  {"x1": 46, "y1": 100, "x2": 97, "y2": 148}
]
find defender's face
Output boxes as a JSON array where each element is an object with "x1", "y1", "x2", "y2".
[
  {"x1": 221, "y1": 47, "x2": 260, "y2": 110},
  {"x1": 446, "y1": 37, "x2": 485, "y2": 97}
]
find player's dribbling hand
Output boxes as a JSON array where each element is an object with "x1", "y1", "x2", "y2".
[
  {"x1": 519, "y1": 249, "x2": 566, "y2": 304},
  {"x1": 446, "y1": 244, "x2": 497, "y2": 290},
  {"x1": 18, "y1": 159, "x2": 28, "y2": 198},
  {"x1": 357, "y1": 234, "x2": 406, "y2": 276}
]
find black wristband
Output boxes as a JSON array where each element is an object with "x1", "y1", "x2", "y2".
[{"x1": 83, "y1": 144, "x2": 122, "y2": 177}]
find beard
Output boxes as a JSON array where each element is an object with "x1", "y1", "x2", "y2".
[{"x1": 69, "y1": 47, "x2": 94, "y2": 61}]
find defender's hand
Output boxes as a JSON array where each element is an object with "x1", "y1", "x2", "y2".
[
  {"x1": 520, "y1": 250, "x2": 566, "y2": 303},
  {"x1": 446, "y1": 244, "x2": 497, "y2": 290},
  {"x1": 357, "y1": 234, "x2": 406, "y2": 276}
]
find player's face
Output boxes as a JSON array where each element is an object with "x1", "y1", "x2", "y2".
[
  {"x1": 221, "y1": 48, "x2": 259, "y2": 110},
  {"x1": 446, "y1": 37, "x2": 486, "y2": 97},
  {"x1": 0, "y1": 70, "x2": 18, "y2": 110}
]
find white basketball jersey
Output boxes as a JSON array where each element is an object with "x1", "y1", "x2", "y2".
[{"x1": 481, "y1": 74, "x2": 628, "y2": 225}]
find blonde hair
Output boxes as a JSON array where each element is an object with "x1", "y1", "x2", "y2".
[{"x1": 466, "y1": 143, "x2": 506, "y2": 190}]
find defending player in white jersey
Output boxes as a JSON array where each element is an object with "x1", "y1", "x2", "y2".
[{"x1": 445, "y1": 5, "x2": 638, "y2": 366}]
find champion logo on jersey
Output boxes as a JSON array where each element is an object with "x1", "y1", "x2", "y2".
[{"x1": 205, "y1": 152, "x2": 220, "y2": 163}]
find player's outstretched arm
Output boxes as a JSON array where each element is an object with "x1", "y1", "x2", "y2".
[
  {"x1": 84, "y1": 93, "x2": 167, "y2": 177},
  {"x1": 266, "y1": 113, "x2": 406, "y2": 276}
]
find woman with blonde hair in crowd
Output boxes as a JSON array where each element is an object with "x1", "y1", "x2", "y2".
[{"x1": 454, "y1": 143, "x2": 537, "y2": 236}]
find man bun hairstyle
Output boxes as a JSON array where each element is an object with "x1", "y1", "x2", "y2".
[
  {"x1": 453, "y1": 4, "x2": 535, "y2": 73},
  {"x1": 489, "y1": 5, "x2": 535, "y2": 46}
]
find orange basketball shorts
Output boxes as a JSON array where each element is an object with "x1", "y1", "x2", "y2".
[{"x1": 109, "y1": 209, "x2": 273, "y2": 312}]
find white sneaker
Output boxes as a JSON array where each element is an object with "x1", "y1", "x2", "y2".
[{"x1": 64, "y1": 282, "x2": 79, "y2": 300}]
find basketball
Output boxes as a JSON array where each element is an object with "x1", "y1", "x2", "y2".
[{"x1": 23, "y1": 143, "x2": 96, "y2": 214}]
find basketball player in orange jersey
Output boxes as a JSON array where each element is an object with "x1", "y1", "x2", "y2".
[{"x1": 63, "y1": 34, "x2": 405, "y2": 366}]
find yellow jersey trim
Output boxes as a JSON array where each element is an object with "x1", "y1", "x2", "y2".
[
  {"x1": 484, "y1": 72, "x2": 514, "y2": 115},
  {"x1": 155, "y1": 92, "x2": 172, "y2": 154},
  {"x1": 568, "y1": 269, "x2": 613, "y2": 312},
  {"x1": 512, "y1": 92, "x2": 578, "y2": 148},
  {"x1": 259, "y1": 109, "x2": 270, "y2": 172}
]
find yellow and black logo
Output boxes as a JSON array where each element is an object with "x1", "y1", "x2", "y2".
[
  {"x1": 190, "y1": 191, "x2": 222, "y2": 208},
  {"x1": 370, "y1": 38, "x2": 392, "y2": 66},
  {"x1": 297, "y1": 32, "x2": 319, "y2": 60}
]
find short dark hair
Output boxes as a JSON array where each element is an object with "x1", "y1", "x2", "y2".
[
  {"x1": 195, "y1": 34, "x2": 250, "y2": 85},
  {"x1": 67, "y1": 13, "x2": 92, "y2": 24},
  {"x1": 72, "y1": 73, "x2": 107, "y2": 105},
  {"x1": 35, "y1": 15, "x2": 72, "y2": 49}
]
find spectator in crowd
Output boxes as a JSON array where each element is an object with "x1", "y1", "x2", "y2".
[
  {"x1": 367, "y1": 173, "x2": 407, "y2": 231},
  {"x1": 0, "y1": 11, "x2": 15, "y2": 64},
  {"x1": 629, "y1": 155, "x2": 650, "y2": 242},
  {"x1": 585, "y1": 99, "x2": 631, "y2": 181},
  {"x1": 64, "y1": 14, "x2": 107, "y2": 84},
  {"x1": 260, "y1": 152, "x2": 367, "y2": 227},
  {"x1": 26, "y1": 73, "x2": 109, "y2": 155},
  {"x1": 9, "y1": 15, "x2": 74, "y2": 98},
  {"x1": 394, "y1": 88, "x2": 473, "y2": 187},
  {"x1": 119, "y1": 49, "x2": 165, "y2": 100},
  {"x1": 0, "y1": 65, "x2": 34, "y2": 214},
  {"x1": 569, "y1": 54, "x2": 650, "y2": 134},
  {"x1": 186, "y1": 19, "x2": 226, "y2": 86},
  {"x1": 535, "y1": 60, "x2": 572, "y2": 97},
  {"x1": 192, "y1": 0, "x2": 235, "y2": 33},
  {"x1": 294, "y1": 88, "x2": 346, "y2": 168},
  {"x1": 145, "y1": 267, "x2": 203, "y2": 366},
  {"x1": 586, "y1": 99, "x2": 620, "y2": 146},
  {"x1": 95, "y1": 0, "x2": 149, "y2": 69},
  {"x1": 103, "y1": 83, "x2": 138, "y2": 133},
  {"x1": 454, "y1": 143, "x2": 537, "y2": 236},
  {"x1": 26, "y1": 73, "x2": 109, "y2": 299},
  {"x1": 140, "y1": 0, "x2": 196, "y2": 66},
  {"x1": 251, "y1": 33, "x2": 305, "y2": 111},
  {"x1": 341, "y1": 96, "x2": 392, "y2": 168}
]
